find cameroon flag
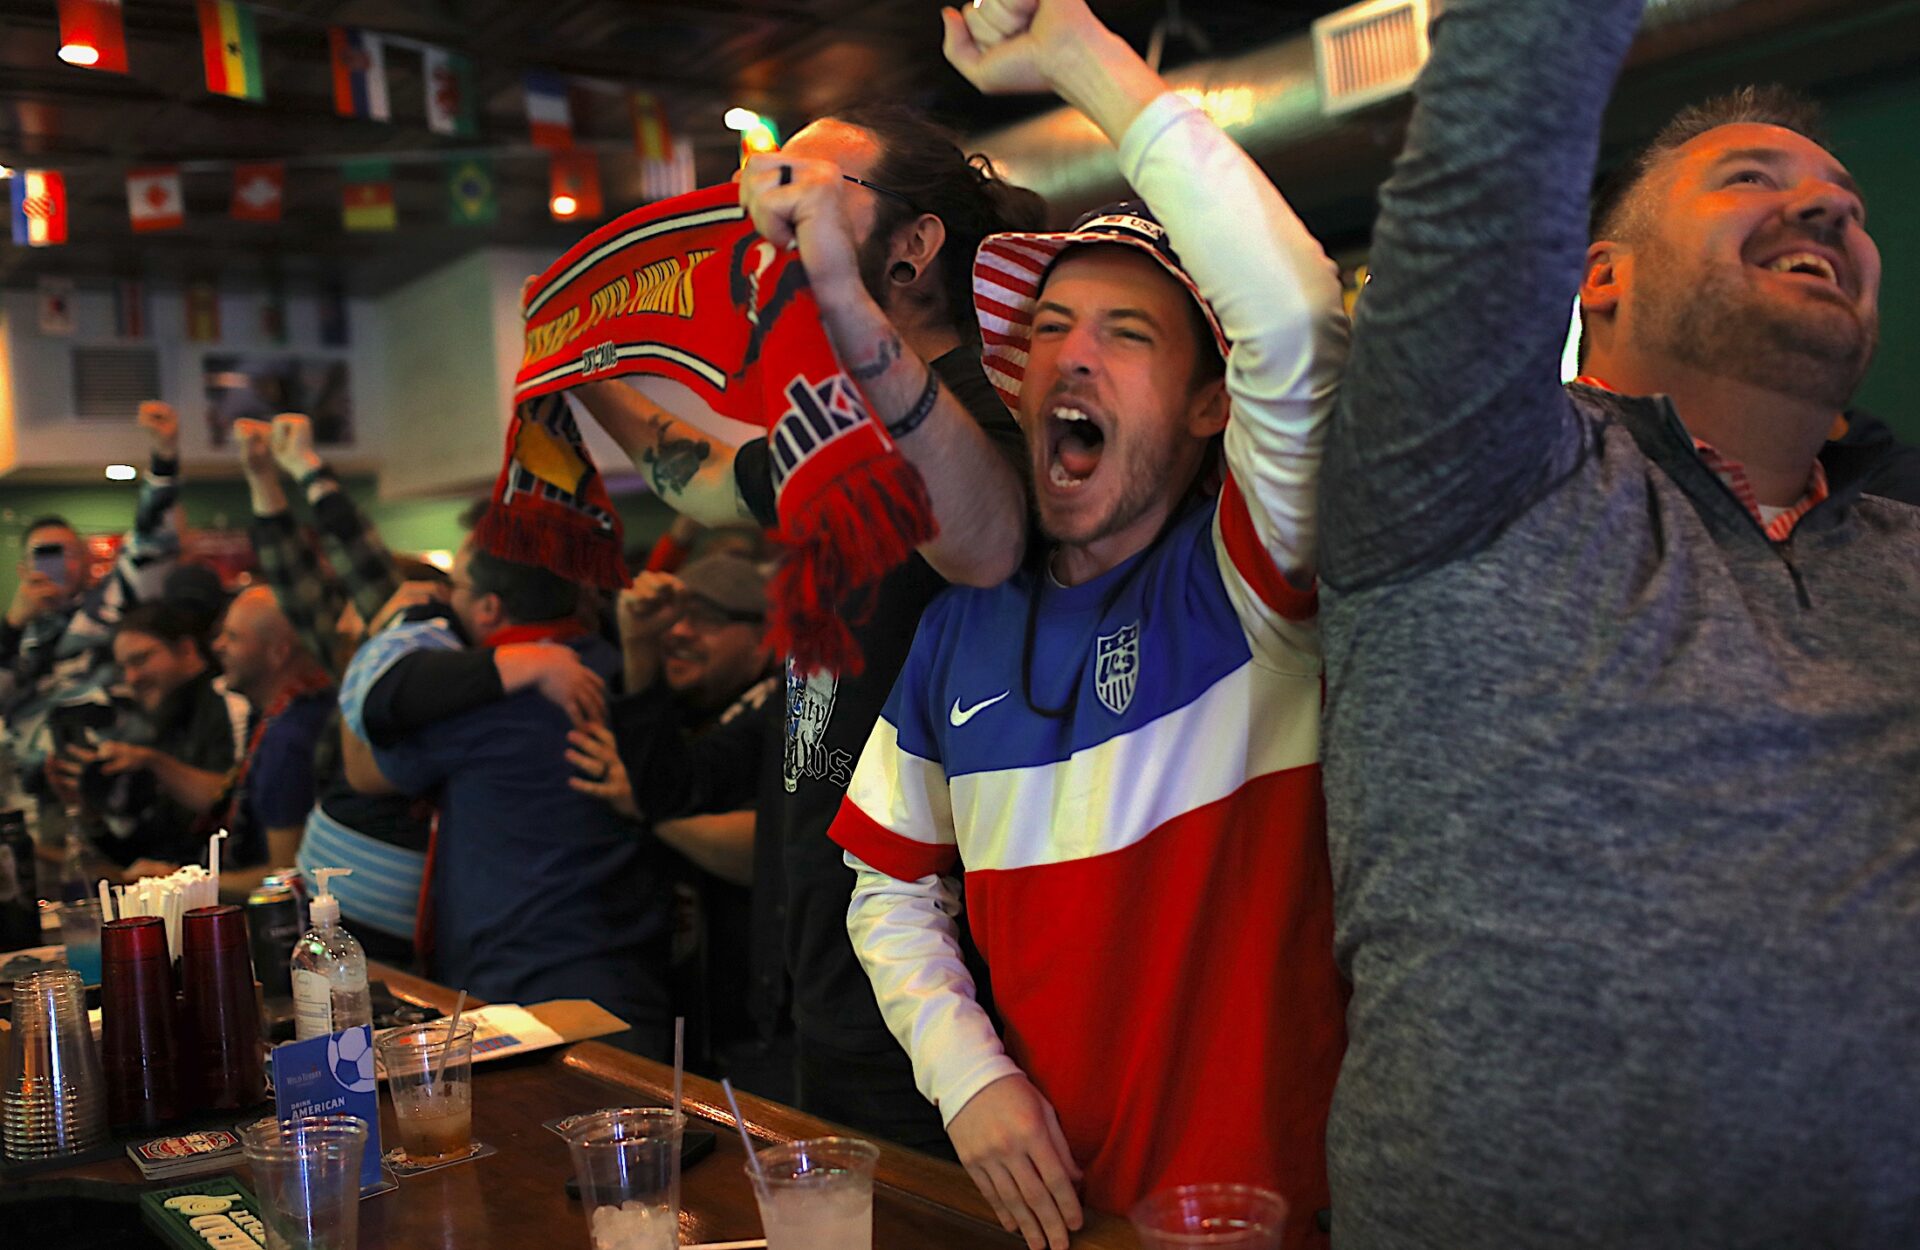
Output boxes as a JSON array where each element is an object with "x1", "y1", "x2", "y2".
[{"x1": 198, "y1": 0, "x2": 264, "y2": 101}]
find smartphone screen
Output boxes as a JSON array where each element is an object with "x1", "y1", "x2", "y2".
[{"x1": 29, "y1": 542, "x2": 69, "y2": 587}]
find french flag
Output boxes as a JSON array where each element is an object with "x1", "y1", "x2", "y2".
[
  {"x1": 525, "y1": 71, "x2": 574, "y2": 150},
  {"x1": 10, "y1": 170, "x2": 68, "y2": 247},
  {"x1": 328, "y1": 26, "x2": 390, "y2": 121}
]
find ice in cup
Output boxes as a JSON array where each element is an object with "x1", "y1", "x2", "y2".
[
  {"x1": 750, "y1": 1136, "x2": 879, "y2": 1250},
  {"x1": 1130, "y1": 1182, "x2": 1289, "y2": 1250},
  {"x1": 563, "y1": 1107, "x2": 682, "y2": 1250},
  {"x1": 375, "y1": 1020, "x2": 476, "y2": 1166}
]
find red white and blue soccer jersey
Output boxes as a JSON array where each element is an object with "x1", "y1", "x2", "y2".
[{"x1": 828, "y1": 92, "x2": 1349, "y2": 1243}]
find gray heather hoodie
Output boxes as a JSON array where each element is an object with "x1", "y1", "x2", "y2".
[{"x1": 1318, "y1": 0, "x2": 1920, "y2": 1245}]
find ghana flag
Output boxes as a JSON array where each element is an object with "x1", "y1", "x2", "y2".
[{"x1": 197, "y1": 0, "x2": 263, "y2": 101}]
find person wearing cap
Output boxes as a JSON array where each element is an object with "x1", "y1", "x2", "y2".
[
  {"x1": 804, "y1": 2, "x2": 1348, "y2": 1247},
  {"x1": 567, "y1": 551, "x2": 781, "y2": 1081}
]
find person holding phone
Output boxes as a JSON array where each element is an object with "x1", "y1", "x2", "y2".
[{"x1": 2, "y1": 402, "x2": 184, "y2": 796}]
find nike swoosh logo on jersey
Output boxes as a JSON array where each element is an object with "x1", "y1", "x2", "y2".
[{"x1": 949, "y1": 691, "x2": 1010, "y2": 727}]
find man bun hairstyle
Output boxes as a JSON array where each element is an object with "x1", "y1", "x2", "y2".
[
  {"x1": 1590, "y1": 84, "x2": 1830, "y2": 241},
  {"x1": 827, "y1": 100, "x2": 1048, "y2": 342},
  {"x1": 466, "y1": 546, "x2": 579, "y2": 624}
]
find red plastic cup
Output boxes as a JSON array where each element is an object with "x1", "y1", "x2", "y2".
[
  {"x1": 100, "y1": 915, "x2": 181, "y2": 1129},
  {"x1": 178, "y1": 905, "x2": 264, "y2": 1111}
]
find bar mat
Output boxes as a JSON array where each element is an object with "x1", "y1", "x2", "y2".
[{"x1": 382, "y1": 1140, "x2": 495, "y2": 1176}]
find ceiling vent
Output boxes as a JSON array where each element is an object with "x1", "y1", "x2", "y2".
[
  {"x1": 71, "y1": 346, "x2": 162, "y2": 420},
  {"x1": 1313, "y1": 0, "x2": 1435, "y2": 117}
]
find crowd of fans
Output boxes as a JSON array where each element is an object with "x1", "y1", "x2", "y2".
[{"x1": 3, "y1": 0, "x2": 1917, "y2": 1247}]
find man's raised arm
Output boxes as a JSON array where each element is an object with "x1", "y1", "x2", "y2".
[{"x1": 1320, "y1": 0, "x2": 1646, "y2": 589}]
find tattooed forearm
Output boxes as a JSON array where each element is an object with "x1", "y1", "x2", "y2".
[
  {"x1": 848, "y1": 331, "x2": 902, "y2": 383},
  {"x1": 640, "y1": 414, "x2": 712, "y2": 496}
]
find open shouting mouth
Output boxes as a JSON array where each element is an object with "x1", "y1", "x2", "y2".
[{"x1": 1045, "y1": 403, "x2": 1108, "y2": 491}]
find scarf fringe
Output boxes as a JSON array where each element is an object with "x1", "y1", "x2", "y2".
[
  {"x1": 770, "y1": 452, "x2": 938, "y2": 678},
  {"x1": 474, "y1": 501, "x2": 629, "y2": 591}
]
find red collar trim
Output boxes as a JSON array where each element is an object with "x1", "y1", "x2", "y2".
[{"x1": 484, "y1": 620, "x2": 588, "y2": 648}]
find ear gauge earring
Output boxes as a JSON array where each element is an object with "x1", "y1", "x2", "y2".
[{"x1": 889, "y1": 261, "x2": 917, "y2": 285}]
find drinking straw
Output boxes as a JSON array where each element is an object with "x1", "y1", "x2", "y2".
[
  {"x1": 209, "y1": 830, "x2": 227, "y2": 898},
  {"x1": 98, "y1": 878, "x2": 113, "y2": 920},
  {"x1": 432, "y1": 990, "x2": 468, "y2": 1090},
  {"x1": 722, "y1": 1078, "x2": 768, "y2": 1195},
  {"x1": 673, "y1": 1017, "x2": 685, "y2": 1127}
]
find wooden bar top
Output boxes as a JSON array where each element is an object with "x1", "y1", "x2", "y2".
[{"x1": 3, "y1": 965, "x2": 1140, "y2": 1249}]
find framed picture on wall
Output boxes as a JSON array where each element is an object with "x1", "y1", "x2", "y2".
[{"x1": 203, "y1": 355, "x2": 352, "y2": 447}]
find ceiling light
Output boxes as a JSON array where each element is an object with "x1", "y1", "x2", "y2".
[
  {"x1": 58, "y1": 43, "x2": 100, "y2": 67},
  {"x1": 723, "y1": 108, "x2": 761, "y2": 132},
  {"x1": 0, "y1": 165, "x2": 13, "y2": 179},
  {"x1": 550, "y1": 193, "x2": 578, "y2": 216},
  {"x1": 104, "y1": 463, "x2": 137, "y2": 481}
]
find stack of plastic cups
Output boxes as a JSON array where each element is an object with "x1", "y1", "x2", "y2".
[
  {"x1": 1, "y1": 969, "x2": 109, "y2": 1162},
  {"x1": 177, "y1": 905, "x2": 263, "y2": 1111},
  {"x1": 100, "y1": 915, "x2": 181, "y2": 1130}
]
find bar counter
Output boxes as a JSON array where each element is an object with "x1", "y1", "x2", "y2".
[{"x1": 4, "y1": 966, "x2": 1141, "y2": 1248}]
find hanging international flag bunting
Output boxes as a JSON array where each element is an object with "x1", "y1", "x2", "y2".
[
  {"x1": 630, "y1": 91, "x2": 671, "y2": 161},
  {"x1": 641, "y1": 142, "x2": 696, "y2": 203},
  {"x1": 230, "y1": 161, "x2": 284, "y2": 221},
  {"x1": 524, "y1": 71, "x2": 573, "y2": 150},
  {"x1": 423, "y1": 46, "x2": 476, "y2": 137},
  {"x1": 10, "y1": 170, "x2": 68, "y2": 247},
  {"x1": 114, "y1": 277, "x2": 148, "y2": 338},
  {"x1": 57, "y1": 0, "x2": 129, "y2": 74},
  {"x1": 447, "y1": 156, "x2": 497, "y2": 225},
  {"x1": 197, "y1": 0, "x2": 264, "y2": 101},
  {"x1": 547, "y1": 152, "x2": 602, "y2": 222},
  {"x1": 328, "y1": 27, "x2": 390, "y2": 121},
  {"x1": 342, "y1": 159, "x2": 396, "y2": 231},
  {"x1": 185, "y1": 281, "x2": 221, "y2": 342},
  {"x1": 126, "y1": 167, "x2": 186, "y2": 232}
]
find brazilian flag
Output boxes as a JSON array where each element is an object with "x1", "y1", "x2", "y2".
[{"x1": 448, "y1": 156, "x2": 497, "y2": 226}]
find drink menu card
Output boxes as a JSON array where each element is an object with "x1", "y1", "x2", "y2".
[{"x1": 269, "y1": 1025, "x2": 387, "y2": 1193}]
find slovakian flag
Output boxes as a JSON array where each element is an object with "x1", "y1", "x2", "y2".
[
  {"x1": 448, "y1": 156, "x2": 497, "y2": 226},
  {"x1": 127, "y1": 167, "x2": 185, "y2": 232},
  {"x1": 524, "y1": 71, "x2": 573, "y2": 150},
  {"x1": 547, "y1": 152, "x2": 602, "y2": 222},
  {"x1": 231, "y1": 161, "x2": 283, "y2": 221},
  {"x1": 114, "y1": 277, "x2": 149, "y2": 339},
  {"x1": 423, "y1": 45, "x2": 476, "y2": 137},
  {"x1": 57, "y1": 0, "x2": 128, "y2": 74},
  {"x1": 329, "y1": 26, "x2": 389, "y2": 121},
  {"x1": 342, "y1": 159, "x2": 396, "y2": 231},
  {"x1": 197, "y1": 0, "x2": 264, "y2": 101},
  {"x1": 630, "y1": 91, "x2": 672, "y2": 161},
  {"x1": 10, "y1": 170, "x2": 68, "y2": 247}
]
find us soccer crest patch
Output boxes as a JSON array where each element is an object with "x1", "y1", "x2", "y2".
[{"x1": 1094, "y1": 621, "x2": 1141, "y2": 716}]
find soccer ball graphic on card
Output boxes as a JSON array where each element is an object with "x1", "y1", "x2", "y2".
[{"x1": 328, "y1": 1027, "x2": 378, "y2": 1093}]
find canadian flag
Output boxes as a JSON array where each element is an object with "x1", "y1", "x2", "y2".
[{"x1": 127, "y1": 167, "x2": 185, "y2": 232}]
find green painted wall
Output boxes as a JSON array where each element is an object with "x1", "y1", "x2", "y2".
[
  {"x1": 0, "y1": 478, "x2": 675, "y2": 609},
  {"x1": 1823, "y1": 75, "x2": 1920, "y2": 441}
]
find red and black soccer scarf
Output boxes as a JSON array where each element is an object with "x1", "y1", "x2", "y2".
[{"x1": 475, "y1": 183, "x2": 935, "y2": 677}]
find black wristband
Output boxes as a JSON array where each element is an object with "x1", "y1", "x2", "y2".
[
  {"x1": 297, "y1": 464, "x2": 333, "y2": 490},
  {"x1": 884, "y1": 365, "x2": 941, "y2": 440}
]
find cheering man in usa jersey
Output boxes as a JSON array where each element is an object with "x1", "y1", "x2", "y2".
[{"x1": 819, "y1": 1, "x2": 1348, "y2": 1246}]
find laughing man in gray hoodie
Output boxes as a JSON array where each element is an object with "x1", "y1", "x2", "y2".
[{"x1": 1319, "y1": 0, "x2": 1920, "y2": 1245}]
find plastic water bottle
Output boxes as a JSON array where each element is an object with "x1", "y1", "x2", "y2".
[{"x1": 290, "y1": 868, "x2": 373, "y2": 1039}]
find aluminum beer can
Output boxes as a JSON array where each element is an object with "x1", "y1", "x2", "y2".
[{"x1": 244, "y1": 881, "x2": 302, "y2": 1000}]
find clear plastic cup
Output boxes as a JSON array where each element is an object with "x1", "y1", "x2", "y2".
[
  {"x1": 750, "y1": 1136, "x2": 879, "y2": 1250},
  {"x1": 1, "y1": 968, "x2": 108, "y2": 1161},
  {"x1": 240, "y1": 1114, "x2": 369, "y2": 1250},
  {"x1": 375, "y1": 1020, "x2": 477, "y2": 1167},
  {"x1": 1130, "y1": 1182, "x2": 1290, "y2": 1250},
  {"x1": 56, "y1": 900, "x2": 103, "y2": 984},
  {"x1": 564, "y1": 1107, "x2": 683, "y2": 1250}
]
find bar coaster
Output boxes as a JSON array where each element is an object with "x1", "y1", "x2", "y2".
[{"x1": 382, "y1": 1140, "x2": 495, "y2": 1176}]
